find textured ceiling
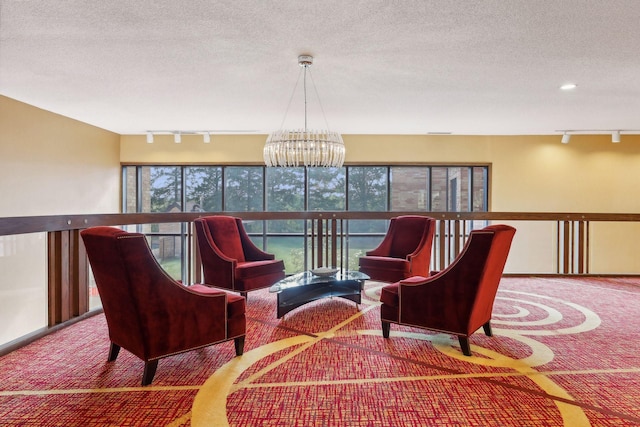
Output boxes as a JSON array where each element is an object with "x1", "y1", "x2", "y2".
[{"x1": 1, "y1": 0, "x2": 640, "y2": 135}]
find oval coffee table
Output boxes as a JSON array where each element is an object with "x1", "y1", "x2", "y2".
[{"x1": 269, "y1": 270, "x2": 370, "y2": 318}]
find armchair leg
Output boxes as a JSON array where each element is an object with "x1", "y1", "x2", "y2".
[
  {"x1": 234, "y1": 336, "x2": 245, "y2": 356},
  {"x1": 108, "y1": 342, "x2": 121, "y2": 362},
  {"x1": 483, "y1": 321, "x2": 493, "y2": 337},
  {"x1": 142, "y1": 360, "x2": 158, "y2": 386},
  {"x1": 458, "y1": 336, "x2": 472, "y2": 356},
  {"x1": 382, "y1": 321, "x2": 391, "y2": 338}
]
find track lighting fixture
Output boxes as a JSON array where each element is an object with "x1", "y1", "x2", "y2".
[
  {"x1": 612, "y1": 131, "x2": 620, "y2": 143},
  {"x1": 558, "y1": 129, "x2": 636, "y2": 144},
  {"x1": 144, "y1": 130, "x2": 222, "y2": 144},
  {"x1": 559, "y1": 83, "x2": 577, "y2": 91}
]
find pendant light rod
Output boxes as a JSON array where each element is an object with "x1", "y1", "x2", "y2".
[
  {"x1": 304, "y1": 64, "x2": 308, "y2": 131},
  {"x1": 299, "y1": 55, "x2": 313, "y2": 132}
]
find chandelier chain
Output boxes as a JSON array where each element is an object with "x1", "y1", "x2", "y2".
[
  {"x1": 278, "y1": 67, "x2": 303, "y2": 131},
  {"x1": 307, "y1": 68, "x2": 332, "y2": 131}
]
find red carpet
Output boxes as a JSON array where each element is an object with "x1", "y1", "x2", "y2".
[{"x1": 1, "y1": 277, "x2": 639, "y2": 426}]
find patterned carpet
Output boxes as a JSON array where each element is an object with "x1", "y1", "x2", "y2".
[{"x1": 0, "y1": 277, "x2": 639, "y2": 426}]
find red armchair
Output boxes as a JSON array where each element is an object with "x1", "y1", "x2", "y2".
[
  {"x1": 358, "y1": 215, "x2": 436, "y2": 283},
  {"x1": 81, "y1": 226, "x2": 246, "y2": 386},
  {"x1": 194, "y1": 216, "x2": 285, "y2": 297},
  {"x1": 380, "y1": 224, "x2": 516, "y2": 356}
]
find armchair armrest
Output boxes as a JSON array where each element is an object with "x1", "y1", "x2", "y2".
[
  {"x1": 144, "y1": 281, "x2": 231, "y2": 358},
  {"x1": 397, "y1": 271, "x2": 471, "y2": 333},
  {"x1": 398, "y1": 275, "x2": 431, "y2": 285}
]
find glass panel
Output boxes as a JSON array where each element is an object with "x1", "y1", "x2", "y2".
[
  {"x1": 390, "y1": 167, "x2": 429, "y2": 211},
  {"x1": 247, "y1": 234, "x2": 263, "y2": 250},
  {"x1": 242, "y1": 218, "x2": 263, "y2": 235},
  {"x1": 88, "y1": 265, "x2": 100, "y2": 310},
  {"x1": 185, "y1": 166, "x2": 222, "y2": 212},
  {"x1": 347, "y1": 220, "x2": 390, "y2": 270},
  {"x1": 347, "y1": 218, "x2": 388, "y2": 234},
  {"x1": 472, "y1": 166, "x2": 488, "y2": 211},
  {"x1": 348, "y1": 235, "x2": 385, "y2": 271},
  {"x1": 0, "y1": 233, "x2": 47, "y2": 346},
  {"x1": 140, "y1": 166, "x2": 182, "y2": 213},
  {"x1": 123, "y1": 166, "x2": 137, "y2": 213},
  {"x1": 348, "y1": 166, "x2": 388, "y2": 211},
  {"x1": 431, "y1": 167, "x2": 447, "y2": 212},
  {"x1": 267, "y1": 219, "x2": 305, "y2": 235},
  {"x1": 266, "y1": 167, "x2": 305, "y2": 211},
  {"x1": 308, "y1": 167, "x2": 346, "y2": 211},
  {"x1": 224, "y1": 167, "x2": 264, "y2": 212},
  {"x1": 447, "y1": 167, "x2": 471, "y2": 212},
  {"x1": 267, "y1": 236, "x2": 305, "y2": 274},
  {"x1": 146, "y1": 235, "x2": 183, "y2": 280}
]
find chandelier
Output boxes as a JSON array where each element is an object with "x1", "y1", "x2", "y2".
[{"x1": 264, "y1": 55, "x2": 345, "y2": 167}]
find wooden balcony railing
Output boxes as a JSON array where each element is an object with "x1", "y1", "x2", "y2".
[{"x1": 1, "y1": 211, "x2": 639, "y2": 330}]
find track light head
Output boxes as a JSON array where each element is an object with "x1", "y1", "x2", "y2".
[
  {"x1": 174, "y1": 132, "x2": 181, "y2": 143},
  {"x1": 612, "y1": 131, "x2": 620, "y2": 143},
  {"x1": 561, "y1": 133, "x2": 570, "y2": 144},
  {"x1": 203, "y1": 132, "x2": 211, "y2": 143},
  {"x1": 146, "y1": 132, "x2": 154, "y2": 143}
]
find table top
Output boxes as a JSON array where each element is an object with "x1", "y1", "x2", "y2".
[{"x1": 269, "y1": 270, "x2": 370, "y2": 293}]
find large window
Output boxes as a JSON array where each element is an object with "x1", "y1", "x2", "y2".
[
  {"x1": 185, "y1": 166, "x2": 223, "y2": 212},
  {"x1": 123, "y1": 165, "x2": 489, "y2": 278}
]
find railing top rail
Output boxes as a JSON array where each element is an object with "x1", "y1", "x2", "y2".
[{"x1": 2, "y1": 211, "x2": 640, "y2": 236}]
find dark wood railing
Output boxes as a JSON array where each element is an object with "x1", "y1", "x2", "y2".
[{"x1": 1, "y1": 211, "x2": 639, "y2": 330}]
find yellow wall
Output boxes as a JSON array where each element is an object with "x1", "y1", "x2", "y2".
[
  {"x1": 0, "y1": 96, "x2": 121, "y2": 345},
  {"x1": 121, "y1": 132, "x2": 640, "y2": 275},
  {"x1": 0, "y1": 96, "x2": 121, "y2": 216},
  {"x1": 122, "y1": 133, "x2": 640, "y2": 213}
]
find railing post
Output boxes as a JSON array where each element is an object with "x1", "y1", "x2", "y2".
[
  {"x1": 438, "y1": 220, "x2": 446, "y2": 270},
  {"x1": 557, "y1": 219, "x2": 590, "y2": 274},
  {"x1": 330, "y1": 217, "x2": 338, "y2": 268},
  {"x1": 316, "y1": 217, "x2": 323, "y2": 268},
  {"x1": 192, "y1": 222, "x2": 202, "y2": 284},
  {"x1": 72, "y1": 230, "x2": 88, "y2": 317},
  {"x1": 48, "y1": 229, "x2": 88, "y2": 326},
  {"x1": 577, "y1": 220, "x2": 589, "y2": 274}
]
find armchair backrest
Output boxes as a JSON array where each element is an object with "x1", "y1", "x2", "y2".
[
  {"x1": 82, "y1": 226, "x2": 226, "y2": 360},
  {"x1": 427, "y1": 224, "x2": 515, "y2": 332},
  {"x1": 388, "y1": 215, "x2": 435, "y2": 258},
  {"x1": 469, "y1": 224, "x2": 516, "y2": 327},
  {"x1": 197, "y1": 216, "x2": 246, "y2": 262},
  {"x1": 80, "y1": 227, "x2": 150, "y2": 358}
]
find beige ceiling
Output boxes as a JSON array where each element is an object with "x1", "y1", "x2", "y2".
[{"x1": 1, "y1": 0, "x2": 640, "y2": 136}]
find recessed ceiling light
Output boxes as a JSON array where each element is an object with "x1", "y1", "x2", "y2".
[{"x1": 560, "y1": 83, "x2": 577, "y2": 90}]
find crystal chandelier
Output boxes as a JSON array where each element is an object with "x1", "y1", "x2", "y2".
[{"x1": 264, "y1": 55, "x2": 345, "y2": 167}]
